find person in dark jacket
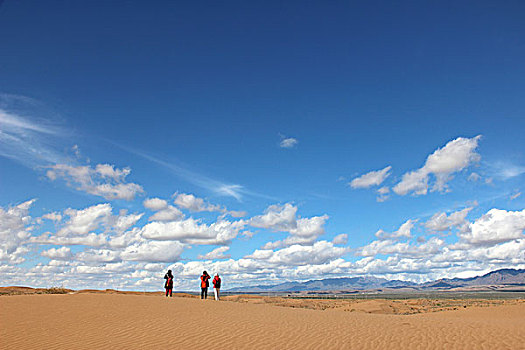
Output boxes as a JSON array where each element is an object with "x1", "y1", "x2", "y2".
[
  {"x1": 164, "y1": 270, "x2": 174, "y2": 297},
  {"x1": 200, "y1": 271, "x2": 210, "y2": 299},
  {"x1": 212, "y1": 273, "x2": 221, "y2": 301}
]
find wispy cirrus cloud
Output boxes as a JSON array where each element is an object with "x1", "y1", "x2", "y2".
[
  {"x1": 113, "y1": 144, "x2": 273, "y2": 201},
  {"x1": 0, "y1": 102, "x2": 68, "y2": 166}
]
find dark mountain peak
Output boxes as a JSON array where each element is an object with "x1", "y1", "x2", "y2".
[
  {"x1": 482, "y1": 268, "x2": 524, "y2": 277},
  {"x1": 228, "y1": 268, "x2": 525, "y2": 292}
]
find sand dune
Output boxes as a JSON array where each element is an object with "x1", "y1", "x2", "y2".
[{"x1": 1, "y1": 294, "x2": 524, "y2": 349}]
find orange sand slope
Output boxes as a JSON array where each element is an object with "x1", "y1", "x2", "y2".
[{"x1": 1, "y1": 294, "x2": 524, "y2": 350}]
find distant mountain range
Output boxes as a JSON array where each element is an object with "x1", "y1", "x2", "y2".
[{"x1": 227, "y1": 268, "x2": 525, "y2": 293}]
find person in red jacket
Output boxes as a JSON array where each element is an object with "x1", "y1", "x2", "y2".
[
  {"x1": 212, "y1": 273, "x2": 221, "y2": 301},
  {"x1": 164, "y1": 270, "x2": 173, "y2": 297},
  {"x1": 200, "y1": 271, "x2": 210, "y2": 299}
]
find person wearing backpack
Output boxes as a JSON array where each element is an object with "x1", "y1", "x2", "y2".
[
  {"x1": 164, "y1": 270, "x2": 174, "y2": 297},
  {"x1": 212, "y1": 273, "x2": 221, "y2": 301},
  {"x1": 200, "y1": 271, "x2": 211, "y2": 299}
]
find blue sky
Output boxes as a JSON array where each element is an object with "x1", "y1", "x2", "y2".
[{"x1": 1, "y1": 0, "x2": 524, "y2": 291}]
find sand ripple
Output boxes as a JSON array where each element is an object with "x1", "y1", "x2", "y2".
[{"x1": 1, "y1": 294, "x2": 524, "y2": 349}]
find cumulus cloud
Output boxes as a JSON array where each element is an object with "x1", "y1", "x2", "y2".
[
  {"x1": 425, "y1": 207, "x2": 472, "y2": 232},
  {"x1": 46, "y1": 163, "x2": 144, "y2": 201},
  {"x1": 148, "y1": 206, "x2": 184, "y2": 222},
  {"x1": 264, "y1": 215, "x2": 330, "y2": 248},
  {"x1": 357, "y1": 237, "x2": 444, "y2": 258},
  {"x1": 250, "y1": 203, "x2": 329, "y2": 248},
  {"x1": 332, "y1": 233, "x2": 348, "y2": 245},
  {"x1": 350, "y1": 166, "x2": 392, "y2": 189},
  {"x1": 198, "y1": 246, "x2": 231, "y2": 260},
  {"x1": 75, "y1": 249, "x2": 121, "y2": 263},
  {"x1": 375, "y1": 219, "x2": 416, "y2": 240},
  {"x1": 279, "y1": 136, "x2": 298, "y2": 148},
  {"x1": 31, "y1": 203, "x2": 143, "y2": 248},
  {"x1": 121, "y1": 241, "x2": 185, "y2": 263},
  {"x1": 143, "y1": 198, "x2": 183, "y2": 221},
  {"x1": 112, "y1": 211, "x2": 144, "y2": 232},
  {"x1": 393, "y1": 136, "x2": 482, "y2": 196},
  {"x1": 57, "y1": 203, "x2": 113, "y2": 236},
  {"x1": 249, "y1": 203, "x2": 297, "y2": 231},
  {"x1": 457, "y1": 208, "x2": 525, "y2": 246},
  {"x1": 42, "y1": 212, "x2": 63, "y2": 222},
  {"x1": 376, "y1": 186, "x2": 390, "y2": 202},
  {"x1": 0, "y1": 199, "x2": 36, "y2": 264},
  {"x1": 141, "y1": 218, "x2": 246, "y2": 245},
  {"x1": 248, "y1": 241, "x2": 348, "y2": 266},
  {"x1": 173, "y1": 193, "x2": 222, "y2": 213},
  {"x1": 41, "y1": 246, "x2": 72, "y2": 260},
  {"x1": 143, "y1": 198, "x2": 168, "y2": 211}
]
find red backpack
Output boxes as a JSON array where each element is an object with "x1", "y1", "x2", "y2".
[
  {"x1": 201, "y1": 275, "x2": 209, "y2": 288},
  {"x1": 213, "y1": 276, "x2": 221, "y2": 288},
  {"x1": 165, "y1": 276, "x2": 173, "y2": 288}
]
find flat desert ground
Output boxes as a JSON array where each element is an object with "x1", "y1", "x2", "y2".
[{"x1": 1, "y1": 292, "x2": 524, "y2": 349}]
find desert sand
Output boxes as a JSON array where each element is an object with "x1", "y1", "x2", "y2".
[{"x1": 1, "y1": 292, "x2": 524, "y2": 349}]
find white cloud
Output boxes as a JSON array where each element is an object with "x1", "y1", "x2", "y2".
[
  {"x1": 510, "y1": 192, "x2": 521, "y2": 200},
  {"x1": 376, "y1": 186, "x2": 390, "y2": 202},
  {"x1": 42, "y1": 212, "x2": 62, "y2": 222},
  {"x1": 143, "y1": 198, "x2": 183, "y2": 221},
  {"x1": 489, "y1": 162, "x2": 525, "y2": 180},
  {"x1": 458, "y1": 208, "x2": 525, "y2": 246},
  {"x1": 122, "y1": 148, "x2": 248, "y2": 201},
  {"x1": 466, "y1": 239, "x2": 525, "y2": 263},
  {"x1": 215, "y1": 185, "x2": 244, "y2": 201},
  {"x1": 375, "y1": 219, "x2": 416, "y2": 240},
  {"x1": 32, "y1": 232, "x2": 108, "y2": 247},
  {"x1": 58, "y1": 203, "x2": 113, "y2": 236},
  {"x1": 468, "y1": 172, "x2": 481, "y2": 182},
  {"x1": 143, "y1": 198, "x2": 168, "y2": 211},
  {"x1": 173, "y1": 193, "x2": 222, "y2": 213},
  {"x1": 425, "y1": 207, "x2": 472, "y2": 232},
  {"x1": 41, "y1": 246, "x2": 72, "y2": 260},
  {"x1": 357, "y1": 237, "x2": 444, "y2": 258},
  {"x1": 121, "y1": 241, "x2": 185, "y2": 263},
  {"x1": 141, "y1": 218, "x2": 246, "y2": 245},
  {"x1": 198, "y1": 246, "x2": 231, "y2": 260},
  {"x1": 30, "y1": 203, "x2": 143, "y2": 248},
  {"x1": 148, "y1": 206, "x2": 183, "y2": 222},
  {"x1": 75, "y1": 249, "x2": 121, "y2": 263},
  {"x1": 248, "y1": 241, "x2": 348, "y2": 266},
  {"x1": 228, "y1": 210, "x2": 247, "y2": 218},
  {"x1": 112, "y1": 211, "x2": 144, "y2": 232},
  {"x1": 251, "y1": 204, "x2": 329, "y2": 248},
  {"x1": 0, "y1": 199, "x2": 36, "y2": 264},
  {"x1": 266, "y1": 215, "x2": 329, "y2": 248},
  {"x1": 280, "y1": 137, "x2": 298, "y2": 149},
  {"x1": 350, "y1": 166, "x2": 392, "y2": 189},
  {"x1": 249, "y1": 203, "x2": 297, "y2": 231},
  {"x1": 47, "y1": 163, "x2": 144, "y2": 201},
  {"x1": 332, "y1": 233, "x2": 348, "y2": 245},
  {"x1": 0, "y1": 106, "x2": 66, "y2": 166},
  {"x1": 393, "y1": 136, "x2": 482, "y2": 195}
]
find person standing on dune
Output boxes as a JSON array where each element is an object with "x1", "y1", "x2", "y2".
[
  {"x1": 212, "y1": 273, "x2": 221, "y2": 301},
  {"x1": 164, "y1": 270, "x2": 174, "y2": 297},
  {"x1": 200, "y1": 271, "x2": 210, "y2": 299}
]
